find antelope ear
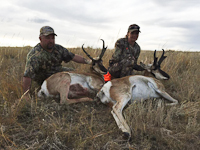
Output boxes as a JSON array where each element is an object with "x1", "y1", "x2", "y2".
[
  {"x1": 140, "y1": 62, "x2": 146, "y2": 68},
  {"x1": 140, "y1": 62, "x2": 149, "y2": 71},
  {"x1": 158, "y1": 68, "x2": 170, "y2": 79}
]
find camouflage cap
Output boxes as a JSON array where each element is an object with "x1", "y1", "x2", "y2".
[
  {"x1": 40, "y1": 26, "x2": 57, "y2": 37},
  {"x1": 128, "y1": 24, "x2": 141, "y2": 33}
]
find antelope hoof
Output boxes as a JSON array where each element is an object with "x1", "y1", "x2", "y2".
[
  {"x1": 123, "y1": 132, "x2": 131, "y2": 140},
  {"x1": 94, "y1": 96, "x2": 100, "y2": 102},
  {"x1": 166, "y1": 101, "x2": 178, "y2": 106},
  {"x1": 60, "y1": 100, "x2": 65, "y2": 104}
]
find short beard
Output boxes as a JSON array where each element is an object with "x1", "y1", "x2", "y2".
[{"x1": 46, "y1": 43, "x2": 54, "y2": 50}]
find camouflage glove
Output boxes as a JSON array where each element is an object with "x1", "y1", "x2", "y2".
[
  {"x1": 120, "y1": 56, "x2": 135, "y2": 67},
  {"x1": 139, "y1": 62, "x2": 149, "y2": 71},
  {"x1": 85, "y1": 59, "x2": 92, "y2": 65},
  {"x1": 93, "y1": 56, "x2": 100, "y2": 60},
  {"x1": 85, "y1": 56, "x2": 100, "y2": 65}
]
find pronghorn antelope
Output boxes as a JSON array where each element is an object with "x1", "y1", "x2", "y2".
[
  {"x1": 96, "y1": 50, "x2": 178, "y2": 138},
  {"x1": 37, "y1": 39, "x2": 108, "y2": 104}
]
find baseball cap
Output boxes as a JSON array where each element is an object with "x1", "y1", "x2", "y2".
[
  {"x1": 128, "y1": 24, "x2": 141, "y2": 33},
  {"x1": 40, "y1": 26, "x2": 57, "y2": 37}
]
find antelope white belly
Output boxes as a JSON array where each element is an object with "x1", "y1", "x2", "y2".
[
  {"x1": 38, "y1": 80, "x2": 56, "y2": 98},
  {"x1": 69, "y1": 73, "x2": 89, "y2": 88},
  {"x1": 130, "y1": 81, "x2": 160, "y2": 102}
]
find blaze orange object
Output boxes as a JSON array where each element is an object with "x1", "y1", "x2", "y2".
[{"x1": 104, "y1": 72, "x2": 112, "y2": 82}]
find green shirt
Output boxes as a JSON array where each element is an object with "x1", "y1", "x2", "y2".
[{"x1": 24, "y1": 43, "x2": 75, "y2": 84}]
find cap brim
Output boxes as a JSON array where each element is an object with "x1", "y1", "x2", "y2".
[
  {"x1": 129, "y1": 29, "x2": 141, "y2": 33},
  {"x1": 40, "y1": 33, "x2": 57, "y2": 37}
]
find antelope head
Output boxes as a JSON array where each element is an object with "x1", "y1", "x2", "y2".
[
  {"x1": 82, "y1": 39, "x2": 108, "y2": 75},
  {"x1": 140, "y1": 49, "x2": 170, "y2": 80}
]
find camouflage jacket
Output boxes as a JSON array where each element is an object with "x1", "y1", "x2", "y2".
[
  {"x1": 108, "y1": 38, "x2": 141, "y2": 78},
  {"x1": 24, "y1": 43, "x2": 75, "y2": 84},
  {"x1": 110, "y1": 38, "x2": 140, "y2": 64}
]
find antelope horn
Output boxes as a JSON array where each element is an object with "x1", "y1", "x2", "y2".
[
  {"x1": 153, "y1": 50, "x2": 158, "y2": 67},
  {"x1": 99, "y1": 39, "x2": 107, "y2": 59},
  {"x1": 157, "y1": 49, "x2": 167, "y2": 66},
  {"x1": 82, "y1": 44, "x2": 94, "y2": 61}
]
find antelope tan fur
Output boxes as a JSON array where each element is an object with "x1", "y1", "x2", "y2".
[
  {"x1": 37, "y1": 39, "x2": 108, "y2": 104},
  {"x1": 96, "y1": 50, "x2": 178, "y2": 138}
]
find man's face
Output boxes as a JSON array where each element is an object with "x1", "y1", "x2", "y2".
[
  {"x1": 40, "y1": 34, "x2": 55, "y2": 51},
  {"x1": 127, "y1": 31, "x2": 139, "y2": 43}
]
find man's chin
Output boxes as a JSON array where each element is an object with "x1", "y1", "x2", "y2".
[
  {"x1": 47, "y1": 45, "x2": 54, "y2": 50},
  {"x1": 131, "y1": 39, "x2": 137, "y2": 43}
]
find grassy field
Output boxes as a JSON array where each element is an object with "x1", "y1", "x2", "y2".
[{"x1": 0, "y1": 46, "x2": 199, "y2": 150}]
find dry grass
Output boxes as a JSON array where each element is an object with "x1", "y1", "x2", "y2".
[{"x1": 0, "y1": 46, "x2": 200, "y2": 150}]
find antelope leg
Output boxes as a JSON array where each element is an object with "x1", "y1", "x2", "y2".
[
  {"x1": 112, "y1": 100, "x2": 131, "y2": 136},
  {"x1": 65, "y1": 97, "x2": 93, "y2": 104},
  {"x1": 60, "y1": 86, "x2": 94, "y2": 104},
  {"x1": 156, "y1": 90, "x2": 178, "y2": 106},
  {"x1": 111, "y1": 110, "x2": 130, "y2": 134},
  {"x1": 61, "y1": 87, "x2": 93, "y2": 104},
  {"x1": 60, "y1": 83, "x2": 93, "y2": 104}
]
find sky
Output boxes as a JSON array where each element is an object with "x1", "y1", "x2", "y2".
[{"x1": 0, "y1": 0, "x2": 200, "y2": 51}]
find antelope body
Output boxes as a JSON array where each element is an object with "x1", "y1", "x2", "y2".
[
  {"x1": 96, "y1": 50, "x2": 179, "y2": 138},
  {"x1": 38, "y1": 72, "x2": 105, "y2": 104},
  {"x1": 37, "y1": 40, "x2": 107, "y2": 104}
]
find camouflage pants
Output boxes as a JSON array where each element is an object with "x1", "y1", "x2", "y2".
[
  {"x1": 30, "y1": 67, "x2": 74, "y2": 97},
  {"x1": 61, "y1": 67, "x2": 74, "y2": 72},
  {"x1": 108, "y1": 58, "x2": 135, "y2": 78}
]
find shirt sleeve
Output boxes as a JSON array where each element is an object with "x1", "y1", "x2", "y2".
[
  {"x1": 23, "y1": 55, "x2": 40, "y2": 79},
  {"x1": 111, "y1": 39, "x2": 124, "y2": 62},
  {"x1": 134, "y1": 43, "x2": 141, "y2": 63},
  {"x1": 60, "y1": 46, "x2": 75, "y2": 63}
]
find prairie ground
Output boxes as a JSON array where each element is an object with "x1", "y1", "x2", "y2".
[{"x1": 0, "y1": 46, "x2": 199, "y2": 150}]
